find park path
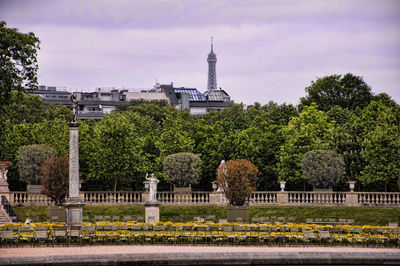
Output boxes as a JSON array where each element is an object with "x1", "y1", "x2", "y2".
[{"x1": 1, "y1": 245, "x2": 399, "y2": 257}]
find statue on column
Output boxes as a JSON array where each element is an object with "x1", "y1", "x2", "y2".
[
  {"x1": 0, "y1": 161, "x2": 12, "y2": 183},
  {"x1": 0, "y1": 166, "x2": 8, "y2": 182},
  {"x1": 145, "y1": 173, "x2": 159, "y2": 202},
  {"x1": 70, "y1": 93, "x2": 78, "y2": 123}
]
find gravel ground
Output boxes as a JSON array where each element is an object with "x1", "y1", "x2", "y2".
[{"x1": 1, "y1": 245, "x2": 399, "y2": 257}]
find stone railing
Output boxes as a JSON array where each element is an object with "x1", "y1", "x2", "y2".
[
  {"x1": 157, "y1": 191, "x2": 210, "y2": 204},
  {"x1": 250, "y1": 191, "x2": 278, "y2": 205},
  {"x1": 3, "y1": 191, "x2": 400, "y2": 207},
  {"x1": 9, "y1": 192, "x2": 51, "y2": 206},
  {"x1": 287, "y1": 191, "x2": 346, "y2": 206},
  {"x1": 83, "y1": 191, "x2": 142, "y2": 205},
  {"x1": 357, "y1": 192, "x2": 400, "y2": 206}
]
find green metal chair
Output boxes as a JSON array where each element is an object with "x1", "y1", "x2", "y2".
[
  {"x1": 52, "y1": 229, "x2": 68, "y2": 246},
  {"x1": 34, "y1": 230, "x2": 50, "y2": 246},
  {"x1": 1, "y1": 231, "x2": 18, "y2": 247}
]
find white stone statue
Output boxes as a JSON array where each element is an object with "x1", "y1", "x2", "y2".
[
  {"x1": 0, "y1": 165, "x2": 8, "y2": 182},
  {"x1": 217, "y1": 160, "x2": 227, "y2": 192},
  {"x1": 70, "y1": 93, "x2": 78, "y2": 123},
  {"x1": 145, "y1": 173, "x2": 159, "y2": 202}
]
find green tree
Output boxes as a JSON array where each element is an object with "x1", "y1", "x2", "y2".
[
  {"x1": 40, "y1": 156, "x2": 69, "y2": 205},
  {"x1": 87, "y1": 111, "x2": 157, "y2": 191},
  {"x1": 16, "y1": 144, "x2": 56, "y2": 185},
  {"x1": 0, "y1": 22, "x2": 40, "y2": 112},
  {"x1": 300, "y1": 73, "x2": 373, "y2": 112},
  {"x1": 277, "y1": 103, "x2": 334, "y2": 188},
  {"x1": 3, "y1": 91, "x2": 72, "y2": 124},
  {"x1": 163, "y1": 152, "x2": 202, "y2": 188},
  {"x1": 156, "y1": 113, "x2": 194, "y2": 163},
  {"x1": 359, "y1": 100, "x2": 400, "y2": 191},
  {"x1": 233, "y1": 120, "x2": 284, "y2": 190},
  {"x1": 217, "y1": 159, "x2": 258, "y2": 206},
  {"x1": 301, "y1": 150, "x2": 345, "y2": 189}
]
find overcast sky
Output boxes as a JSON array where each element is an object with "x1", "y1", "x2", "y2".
[{"x1": 1, "y1": 0, "x2": 399, "y2": 105}]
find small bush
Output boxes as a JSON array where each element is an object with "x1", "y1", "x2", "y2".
[
  {"x1": 302, "y1": 150, "x2": 345, "y2": 189},
  {"x1": 163, "y1": 152, "x2": 202, "y2": 187},
  {"x1": 41, "y1": 157, "x2": 69, "y2": 206},
  {"x1": 217, "y1": 159, "x2": 258, "y2": 206},
  {"x1": 16, "y1": 144, "x2": 56, "y2": 185}
]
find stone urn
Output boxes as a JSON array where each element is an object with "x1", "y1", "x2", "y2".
[
  {"x1": 279, "y1": 181, "x2": 286, "y2": 192},
  {"x1": 348, "y1": 181, "x2": 356, "y2": 192}
]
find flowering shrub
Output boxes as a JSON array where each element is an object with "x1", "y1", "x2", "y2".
[{"x1": 0, "y1": 161, "x2": 13, "y2": 167}]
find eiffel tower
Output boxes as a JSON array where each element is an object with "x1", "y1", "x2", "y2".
[{"x1": 207, "y1": 37, "x2": 217, "y2": 91}]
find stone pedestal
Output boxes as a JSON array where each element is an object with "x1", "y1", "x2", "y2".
[
  {"x1": 0, "y1": 182, "x2": 9, "y2": 201},
  {"x1": 0, "y1": 182, "x2": 9, "y2": 193},
  {"x1": 345, "y1": 192, "x2": 358, "y2": 207},
  {"x1": 142, "y1": 191, "x2": 150, "y2": 202},
  {"x1": 65, "y1": 200, "x2": 85, "y2": 226},
  {"x1": 210, "y1": 191, "x2": 224, "y2": 205},
  {"x1": 65, "y1": 122, "x2": 84, "y2": 228},
  {"x1": 227, "y1": 206, "x2": 249, "y2": 223},
  {"x1": 277, "y1": 192, "x2": 288, "y2": 205},
  {"x1": 144, "y1": 201, "x2": 160, "y2": 223}
]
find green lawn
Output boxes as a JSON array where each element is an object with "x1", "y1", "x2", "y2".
[{"x1": 13, "y1": 205, "x2": 400, "y2": 226}]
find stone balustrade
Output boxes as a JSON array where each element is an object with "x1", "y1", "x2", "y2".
[
  {"x1": 288, "y1": 191, "x2": 346, "y2": 206},
  {"x1": 3, "y1": 190, "x2": 400, "y2": 207}
]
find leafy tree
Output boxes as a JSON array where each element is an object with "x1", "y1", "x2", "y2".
[
  {"x1": 301, "y1": 150, "x2": 345, "y2": 189},
  {"x1": 0, "y1": 21, "x2": 40, "y2": 113},
  {"x1": 300, "y1": 73, "x2": 373, "y2": 112},
  {"x1": 277, "y1": 103, "x2": 333, "y2": 188},
  {"x1": 204, "y1": 104, "x2": 250, "y2": 132},
  {"x1": 87, "y1": 111, "x2": 156, "y2": 191},
  {"x1": 326, "y1": 105, "x2": 352, "y2": 125},
  {"x1": 230, "y1": 112, "x2": 284, "y2": 190},
  {"x1": 268, "y1": 103, "x2": 299, "y2": 125},
  {"x1": 359, "y1": 100, "x2": 400, "y2": 191},
  {"x1": 216, "y1": 159, "x2": 258, "y2": 206},
  {"x1": 330, "y1": 114, "x2": 365, "y2": 182},
  {"x1": 156, "y1": 113, "x2": 194, "y2": 162},
  {"x1": 3, "y1": 91, "x2": 72, "y2": 124},
  {"x1": 40, "y1": 156, "x2": 69, "y2": 206},
  {"x1": 16, "y1": 144, "x2": 56, "y2": 185},
  {"x1": 163, "y1": 152, "x2": 202, "y2": 187}
]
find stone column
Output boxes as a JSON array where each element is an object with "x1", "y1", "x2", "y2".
[{"x1": 64, "y1": 123, "x2": 85, "y2": 227}]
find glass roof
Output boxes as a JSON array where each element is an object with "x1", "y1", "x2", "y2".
[
  {"x1": 175, "y1": 88, "x2": 207, "y2": 102},
  {"x1": 203, "y1": 89, "x2": 230, "y2": 102}
]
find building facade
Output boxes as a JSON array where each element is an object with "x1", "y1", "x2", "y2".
[{"x1": 32, "y1": 39, "x2": 232, "y2": 118}]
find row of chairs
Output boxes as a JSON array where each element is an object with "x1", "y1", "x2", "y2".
[
  {"x1": 2, "y1": 224, "x2": 399, "y2": 247},
  {"x1": 48, "y1": 215, "x2": 144, "y2": 223},
  {"x1": 251, "y1": 217, "x2": 296, "y2": 223}
]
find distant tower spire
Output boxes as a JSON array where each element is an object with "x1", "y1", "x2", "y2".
[{"x1": 207, "y1": 37, "x2": 217, "y2": 91}]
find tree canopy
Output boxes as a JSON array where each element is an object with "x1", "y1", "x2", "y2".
[
  {"x1": 301, "y1": 150, "x2": 345, "y2": 189},
  {"x1": 16, "y1": 144, "x2": 56, "y2": 185},
  {"x1": 300, "y1": 73, "x2": 373, "y2": 112},
  {"x1": 163, "y1": 152, "x2": 202, "y2": 188},
  {"x1": 0, "y1": 22, "x2": 40, "y2": 113}
]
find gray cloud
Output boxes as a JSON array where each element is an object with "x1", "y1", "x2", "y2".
[{"x1": 1, "y1": 0, "x2": 399, "y2": 105}]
